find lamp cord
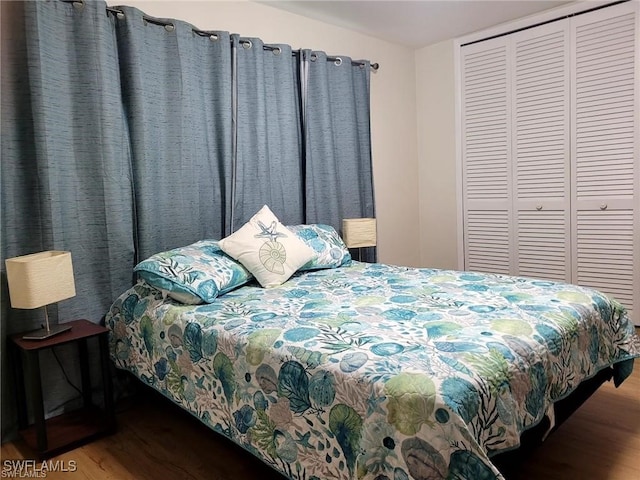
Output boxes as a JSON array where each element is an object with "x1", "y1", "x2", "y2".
[{"x1": 51, "y1": 347, "x2": 83, "y2": 397}]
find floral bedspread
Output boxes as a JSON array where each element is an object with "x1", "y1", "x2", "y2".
[{"x1": 106, "y1": 262, "x2": 639, "y2": 480}]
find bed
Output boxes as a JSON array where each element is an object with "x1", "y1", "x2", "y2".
[
  {"x1": 105, "y1": 240, "x2": 639, "y2": 480},
  {"x1": 105, "y1": 210, "x2": 640, "y2": 480}
]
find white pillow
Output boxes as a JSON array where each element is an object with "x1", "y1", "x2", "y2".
[{"x1": 219, "y1": 206, "x2": 315, "y2": 288}]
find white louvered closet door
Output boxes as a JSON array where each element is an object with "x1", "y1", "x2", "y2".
[
  {"x1": 461, "y1": 37, "x2": 513, "y2": 275},
  {"x1": 512, "y1": 23, "x2": 571, "y2": 282},
  {"x1": 571, "y1": 2, "x2": 639, "y2": 321}
]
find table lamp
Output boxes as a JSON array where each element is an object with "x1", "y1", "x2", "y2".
[
  {"x1": 342, "y1": 218, "x2": 377, "y2": 261},
  {"x1": 5, "y1": 251, "x2": 76, "y2": 340}
]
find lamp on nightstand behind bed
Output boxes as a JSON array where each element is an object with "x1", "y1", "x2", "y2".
[
  {"x1": 5, "y1": 251, "x2": 76, "y2": 340},
  {"x1": 342, "y1": 218, "x2": 377, "y2": 262}
]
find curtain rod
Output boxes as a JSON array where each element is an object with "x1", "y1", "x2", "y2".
[
  {"x1": 237, "y1": 39, "x2": 379, "y2": 70},
  {"x1": 63, "y1": 1, "x2": 379, "y2": 71}
]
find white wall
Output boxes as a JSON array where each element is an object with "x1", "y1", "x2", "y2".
[
  {"x1": 415, "y1": 40, "x2": 459, "y2": 270},
  {"x1": 112, "y1": 0, "x2": 422, "y2": 267}
]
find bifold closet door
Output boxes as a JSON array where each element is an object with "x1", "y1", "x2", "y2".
[
  {"x1": 461, "y1": 25, "x2": 571, "y2": 280},
  {"x1": 461, "y1": 37, "x2": 514, "y2": 275},
  {"x1": 512, "y1": 22, "x2": 571, "y2": 282},
  {"x1": 571, "y1": 2, "x2": 639, "y2": 321}
]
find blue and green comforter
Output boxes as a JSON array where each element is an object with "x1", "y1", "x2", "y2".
[{"x1": 106, "y1": 262, "x2": 640, "y2": 479}]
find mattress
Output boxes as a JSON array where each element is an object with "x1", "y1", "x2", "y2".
[{"x1": 106, "y1": 262, "x2": 639, "y2": 480}]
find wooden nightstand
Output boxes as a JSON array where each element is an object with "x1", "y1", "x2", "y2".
[{"x1": 9, "y1": 319, "x2": 116, "y2": 459}]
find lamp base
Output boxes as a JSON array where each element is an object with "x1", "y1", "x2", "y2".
[{"x1": 22, "y1": 323, "x2": 72, "y2": 340}]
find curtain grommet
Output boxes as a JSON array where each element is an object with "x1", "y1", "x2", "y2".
[
  {"x1": 334, "y1": 57, "x2": 343, "y2": 66},
  {"x1": 165, "y1": 24, "x2": 175, "y2": 33},
  {"x1": 272, "y1": 46, "x2": 282, "y2": 56},
  {"x1": 116, "y1": 11, "x2": 125, "y2": 20},
  {"x1": 310, "y1": 53, "x2": 317, "y2": 62},
  {"x1": 242, "y1": 40, "x2": 252, "y2": 50},
  {"x1": 210, "y1": 34, "x2": 218, "y2": 42},
  {"x1": 72, "y1": 1, "x2": 85, "y2": 11}
]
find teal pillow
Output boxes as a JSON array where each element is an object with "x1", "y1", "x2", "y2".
[
  {"x1": 134, "y1": 240, "x2": 253, "y2": 304},
  {"x1": 288, "y1": 224, "x2": 352, "y2": 271}
]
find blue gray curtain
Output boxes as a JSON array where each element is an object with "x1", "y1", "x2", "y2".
[
  {"x1": 115, "y1": 7, "x2": 232, "y2": 259},
  {"x1": 231, "y1": 36, "x2": 304, "y2": 228},
  {"x1": 302, "y1": 50, "x2": 375, "y2": 260},
  {"x1": 1, "y1": 0, "x2": 374, "y2": 442},
  {"x1": 1, "y1": 0, "x2": 135, "y2": 440}
]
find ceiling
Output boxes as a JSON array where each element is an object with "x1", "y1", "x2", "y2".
[{"x1": 261, "y1": 1, "x2": 574, "y2": 48}]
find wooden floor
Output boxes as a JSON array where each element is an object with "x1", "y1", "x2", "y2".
[{"x1": 2, "y1": 361, "x2": 640, "y2": 480}]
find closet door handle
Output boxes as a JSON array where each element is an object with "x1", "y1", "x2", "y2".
[
  {"x1": 535, "y1": 205, "x2": 543, "y2": 211},
  {"x1": 600, "y1": 204, "x2": 608, "y2": 210}
]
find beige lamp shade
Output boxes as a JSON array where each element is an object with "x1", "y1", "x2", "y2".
[
  {"x1": 5, "y1": 251, "x2": 76, "y2": 309},
  {"x1": 342, "y1": 218, "x2": 377, "y2": 248}
]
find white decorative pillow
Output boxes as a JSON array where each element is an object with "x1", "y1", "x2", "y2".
[{"x1": 219, "y1": 206, "x2": 315, "y2": 288}]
